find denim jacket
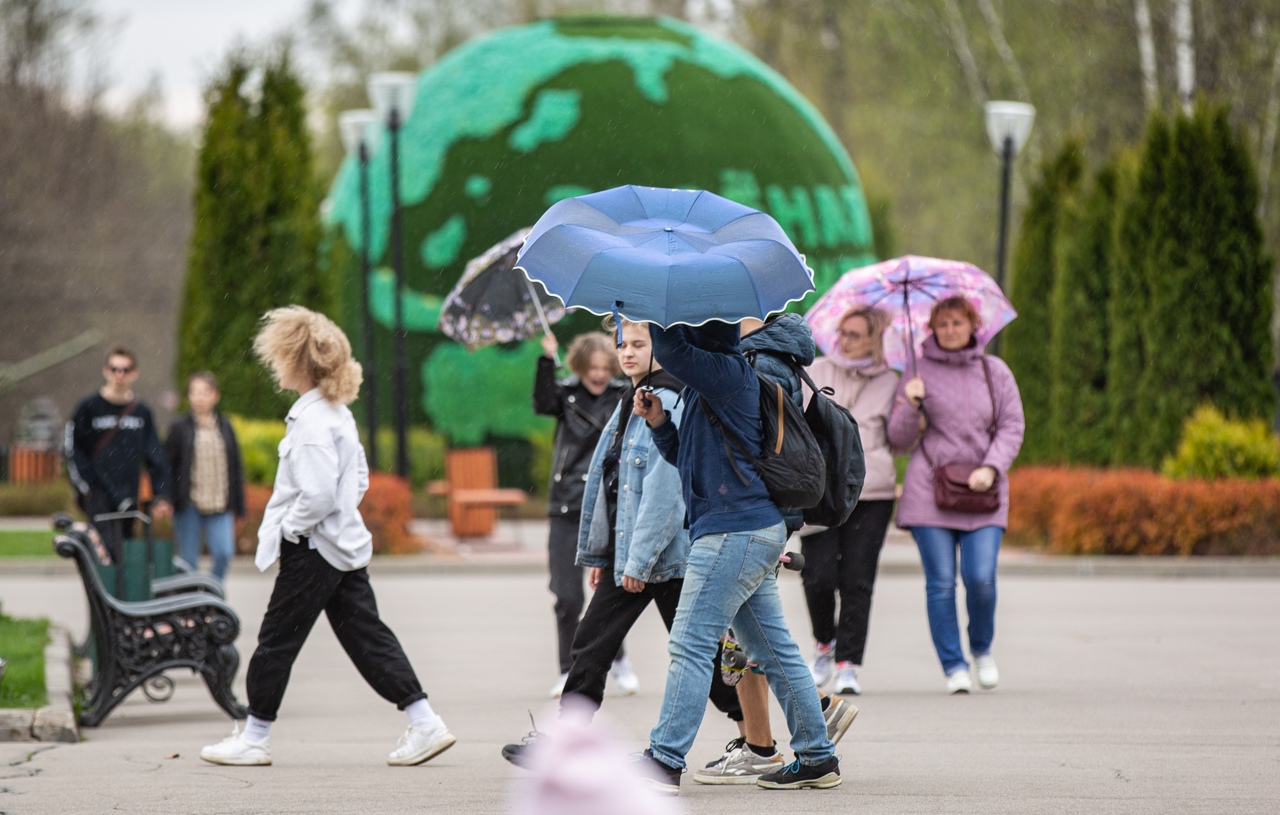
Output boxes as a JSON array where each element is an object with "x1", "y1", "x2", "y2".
[{"x1": 576, "y1": 385, "x2": 688, "y2": 586}]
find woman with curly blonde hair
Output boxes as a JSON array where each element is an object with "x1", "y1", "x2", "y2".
[{"x1": 201, "y1": 306, "x2": 454, "y2": 768}]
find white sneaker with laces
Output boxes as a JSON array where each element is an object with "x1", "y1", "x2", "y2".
[
  {"x1": 388, "y1": 719, "x2": 456, "y2": 766},
  {"x1": 975, "y1": 654, "x2": 999, "y2": 689},
  {"x1": 549, "y1": 672, "x2": 568, "y2": 698},
  {"x1": 200, "y1": 725, "x2": 272, "y2": 766},
  {"x1": 809, "y1": 640, "x2": 836, "y2": 688},
  {"x1": 946, "y1": 669, "x2": 973, "y2": 695},
  {"x1": 693, "y1": 738, "x2": 784, "y2": 784},
  {"x1": 833, "y1": 661, "x2": 861, "y2": 695},
  {"x1": 610, "y1": 656, "x2": 640, "y2": 695}
]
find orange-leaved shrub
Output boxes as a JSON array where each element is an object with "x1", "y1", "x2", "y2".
[
  {"x1": 234, "y1": 474, "x2": 426, "y2": 556},
  {"x1": 1007, "y1": 466, "x2": 1280, "y2": 556}
]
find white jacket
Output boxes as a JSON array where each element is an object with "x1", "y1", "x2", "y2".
[{"x1": 255, "y1": 389, "x2": 372, "y2": 572}]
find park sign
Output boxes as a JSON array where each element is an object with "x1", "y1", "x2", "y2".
[{"x1": 323, "y1": 15, "x2": 876, "y2": 447}]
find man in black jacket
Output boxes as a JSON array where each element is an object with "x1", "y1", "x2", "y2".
[{"x1": 65, "y1": 345, "x2": 170, "y2": 562}]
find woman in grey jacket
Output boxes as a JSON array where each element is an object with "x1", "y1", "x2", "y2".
[{"x1": 802, "y1": 307, "x2": 900, "y2": 696}]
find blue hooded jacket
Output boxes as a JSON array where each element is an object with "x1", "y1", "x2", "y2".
[{"x1": 648, "y1": 322, "x2": 783, "y2": 541}]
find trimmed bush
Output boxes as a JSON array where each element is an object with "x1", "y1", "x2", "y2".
[
  {"x1": 229, "y1": 415, "x2": 287, "y2": 486},
  {"x1": 1007, "y1": 466, "x2": 1280, "y2": 556},
  {"x1": 1162, "y1": 407, "x2": 1280, "y2": 481},
  {"x1": 0, "y1": 482, "x2": 74, "y2": 516}
]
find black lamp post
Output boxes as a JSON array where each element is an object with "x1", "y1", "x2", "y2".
[
  {"x1": 983, "y1": 101, "x2": 1035, "y2": 357},
  {"x1": 338, "y1": 109, "x2": 382, "y2": 470},
  {"x1": 368, "y1": 72, "x2": 417, "y2": 479}
]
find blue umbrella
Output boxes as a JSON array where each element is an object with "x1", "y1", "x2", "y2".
[{"x1": 515, "y1": 185, "x2": 814, "y2": 340}]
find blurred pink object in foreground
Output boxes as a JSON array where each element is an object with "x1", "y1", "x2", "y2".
[{"x1": 511, "y1": 698, "x2": 682, "y2": 815}]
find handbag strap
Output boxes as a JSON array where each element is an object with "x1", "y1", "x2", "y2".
[
  {"x1": 91, "y1": 401, "x2": 139, "y2": 459},
  {"x1": 919, "y1": 357, "x2": 997, "y2": 470}
]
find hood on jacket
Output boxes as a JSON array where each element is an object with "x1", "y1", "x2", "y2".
[
  {"x1": 740, "y1": 313, "x2": 816, "y2": 366},
  {"x1": 681, "y1": 321, "x2": 741, "y2": 354},
  {"x1": 921, "y1": 334, "x2": 985, "y2": 365}
]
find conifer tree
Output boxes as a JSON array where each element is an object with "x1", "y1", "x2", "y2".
[
  {"x1": 1048, "y1": 161, "x2": 1120, "y2": 465},
  {"x1": 1002, "y1": 140, "x2": 1084, "y2": 462},
  {"x1": 178, "y1": 52, "x2": 331, "y2": 417}
]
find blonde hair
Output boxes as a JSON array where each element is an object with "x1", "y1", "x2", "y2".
[
  {"x1": 566, "y1": 331, "x2": 621, "y2": 379},
  {"x1": 253, "y1": 306, "x2": 363, "y2": 405},
  {"x1": 841, "y1": 307, "x2": 890, "y2": 366}
]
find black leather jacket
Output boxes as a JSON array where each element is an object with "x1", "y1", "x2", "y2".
[
  {"x1": 532, "y1": 356, "x2": 626, "y2": 518},
  {"x1": 164, "y1": 412, "x2": 246, "y2": 516}
]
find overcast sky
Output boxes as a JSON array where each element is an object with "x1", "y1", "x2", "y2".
[{"x1": 96, "y1": 0, "x2": 339, "y2": 130}]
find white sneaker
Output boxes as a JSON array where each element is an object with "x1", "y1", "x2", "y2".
[
  {"x1": 946, "y1": 669, "x2": 973, "y2": 695},
  {"x1": 388, "y1": 719, "x2": 456, "y2": 766},
  {"x1": 975, "y1": 654, "x2": 999, "y2": 689},
  {"x1": 549, "y1": 672, "x2": 568, "y2": 698},
  {"x1": 833, "y1": 661, "x2": 861, "y2": 695},
  {"x1": 200, "y1": 725, "x2": 271, "y2": 766},
  {"x1": 610, "y1": 656, "x2": 640, "y2": 695},
  {"x1": 809, "y1": 640, "x2": 836, "y2": 688}
]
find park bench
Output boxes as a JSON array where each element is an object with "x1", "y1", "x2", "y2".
[
  {"x1": 54, "y1": 532, "x2": 248, "y2": 727},
  {"x1": 428, "y1": 447, "x2": 527, "y2": 538}
]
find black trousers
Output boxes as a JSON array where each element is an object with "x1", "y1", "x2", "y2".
[
  {"x1": 547, "y1": 515, "x2": 586, "y2": 674},
  {"x1": 245, "y1": 539, "x2": 427, "y2": 721},
  {"x1": 800, "y1": 499, "x2": 896, "y2": 665},
  {"x1": 563, "y1": 575, "x2": 743, "y2": 722}
]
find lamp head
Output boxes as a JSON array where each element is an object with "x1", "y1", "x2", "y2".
[
  {"x1": 984, "y1": 101, "x2": 1036, "y2": 156},
  {"x1": 338, "y1": 109, "x2": 381, "y2": 156},
  {"x1": 367, "y1": 72, "x2": 418, "y2": 122}
]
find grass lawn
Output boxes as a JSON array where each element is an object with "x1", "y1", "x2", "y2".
[
  {"x1": 0, "y1": 614, "x2": 49, "y2": 708},
  {"x1": 0, "y1": 529, "x2": 53, "y2": 558}
]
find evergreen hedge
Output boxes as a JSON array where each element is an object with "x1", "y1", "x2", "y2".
[
  {"x1": 1003, "y1": 140, "x2": 1083, "y2": 462},
  {"x1": 178, "y1": 53, "x2": 331, "y2": 418}
]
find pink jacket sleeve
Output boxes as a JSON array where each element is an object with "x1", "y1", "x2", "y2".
[
  {"x1": 979, "y1": 358, "x2": 1025, "y2": 475},
  {"x1": 886, "y1": 376, "x2": 925, "y2": 455}
]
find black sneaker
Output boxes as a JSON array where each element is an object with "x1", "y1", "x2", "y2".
[
  {"x1": 633, "y1": 748, "x2": 682, "y2": 794},
  {"x1": 501, "y1": 716, "x2": 543, "y2": 769},
  {"x1": 756, "y1": 755, "x2": 842, "y2": 789}
]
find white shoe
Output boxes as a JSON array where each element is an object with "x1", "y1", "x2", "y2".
[
  {"x1": 946, "y1": 669, "x2": 973, "y2": 695},
  {"x1": 200, "y1": 725, "x2": 271, "y2": 766},
  {"x1": 610, "y1": 656, "x2": 640, "y2": 695},
  {"x1": 388, "y1": 719, "x2": 456, "y2": 766},
  {"x1": 809, "y1": 640, "x2": 836, "y2": 688},
  {"x1": 975, "y1": 654, "x2": 999, "y2": 689},
  {"x1": 549, "y1": 672, "x2": 568, "y2": 698},
  {"x1": 833, "y1": 661, "x2": 861, "y2": 695}
]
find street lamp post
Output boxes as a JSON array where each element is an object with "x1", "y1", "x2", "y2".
[
  {"x1": 367, "y1": 72, "x2": 417, "y2": 480},
  {"x1": 338, "y1": 109, "x2": 383, "y2": 471},
  {"x1": 983, "y1": 101, "x2": 1036, "y2": 356}
]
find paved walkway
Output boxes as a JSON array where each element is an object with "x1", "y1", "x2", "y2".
[{"x1": 1, "y1": 539, "x2": 1277, "y2": 814}]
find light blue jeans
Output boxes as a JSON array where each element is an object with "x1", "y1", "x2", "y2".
[
  {"x1": 649, "y1": 522, "x2": 833, "y2": 770},
  {"x1": 174, "y1": 506, "x2": 234, "y2": 582},
  {"x1": 911, "y1": 525, "x2": 1002, "y2": 675}
]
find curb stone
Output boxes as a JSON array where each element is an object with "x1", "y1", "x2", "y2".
[{"x1": 0, "y1": 625, "x2": 78, "y2": 743}]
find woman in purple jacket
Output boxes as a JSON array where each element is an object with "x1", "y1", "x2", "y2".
[{"x1": 887, "y1": 297, "x2": 1024, "y2": 695}]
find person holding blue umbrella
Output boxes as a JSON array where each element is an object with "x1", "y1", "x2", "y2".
[{"x1": 519, "y1": 185, "x2": 840, "y2": 793}]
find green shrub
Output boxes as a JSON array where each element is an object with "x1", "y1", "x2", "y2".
[
  {"x1": 371, "y1": 427, "x2": 447, "y2": 489},
  {"x1": 0, "y1": 482, "x2": 74, "y2": 516},
  {"x1": 229, "y1": 415, "x2": 287, "y2": 486},
  {"x1": 1162, "y1": 406, "x2": 1280, "y2": 480}
]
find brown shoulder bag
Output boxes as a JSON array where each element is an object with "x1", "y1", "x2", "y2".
[{"x1": 920, "y1": 358, "x2": 1000, "y2": 513}]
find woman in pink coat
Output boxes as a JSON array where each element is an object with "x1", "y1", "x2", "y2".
[
  {"x1": 887, "y1": 297, "x2": 1024, "y2": 695},
  {"x1": 802, "y1": 307, "x2": 900, "y2": 696}
]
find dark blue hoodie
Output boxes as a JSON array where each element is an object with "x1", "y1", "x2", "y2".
[{"x1": 649, "y1": 322, "x2": 783, "y2": 541}]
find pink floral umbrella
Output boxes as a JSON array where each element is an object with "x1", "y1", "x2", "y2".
[{"x1": 805, "y1": 255, "x2": 1017, "y2": 374}]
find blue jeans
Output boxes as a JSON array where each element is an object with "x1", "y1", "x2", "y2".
[
  {"x1": 174, "y1": 506, "x2": 234, "y2": 581},
  {"x1": 911, "y1": 525, "x2": 1002, "y2": 675},
  {"x1": 649, "y1": 522, "x2": 833, "y2": 770}
]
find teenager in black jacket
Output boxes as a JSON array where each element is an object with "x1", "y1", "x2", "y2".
[
  {"x1": 532, "y1": 330, "x2": 628, "y2": 697},
  {"x1": 166, "y1": 372, "x2": 246, "y2": 581}
]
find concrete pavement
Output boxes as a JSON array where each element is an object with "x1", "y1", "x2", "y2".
[{"x1": 1, "y1": 542, "x2": 1278, "y2": 814}]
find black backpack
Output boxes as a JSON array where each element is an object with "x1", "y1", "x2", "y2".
[
  {"x1": 790, "y1": 363, "x2": 867, "y2": 528},
  {"x1": 700, "y1": 370, "x2": 827, "y2": 511}
]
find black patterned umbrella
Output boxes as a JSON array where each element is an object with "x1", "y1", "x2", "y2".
[{"x1": 439, "y1": 228, "x2": 567, "y2": 352}]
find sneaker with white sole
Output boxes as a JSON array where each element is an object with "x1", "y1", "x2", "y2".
[
  {"x1": 387, "y1": 719, "x2": 456, "y2": 766},
  {"x1": 549, "y1": 672, "x2": 568, "y2": 698},
  {"x1": 946, "y1": 669, "x2": 973, "y2": 694},
  {"x1": 823, "y1": 695, "x2": 859, "y2": 744},
  {"x1": 975, "y1": 654, "x2": 999, "y2": 689},
  {"x1": 633, "y1": 749, "x2": 681, "y2": 794},
  {"x1": 610, "y1": 656, "x2": 640, "y2": 695},
  {"x1": 200, "y1": 725, "x2": 271, "y2": 766},
  {"x1": 693, "y1": 738, "x2": 783, "y2": 785},
  {"x1": 756, "y1": 755, "x2": 842, "y2": 790},
  {"x1": 809, "y1": 640, "x2": 836, "y2": 688},
  {"x1": 833, "y1": 661, "x2": 861, "y2": 695}
]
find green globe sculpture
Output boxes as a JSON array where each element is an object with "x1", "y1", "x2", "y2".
[{"x1": 325, "y1": 15, "x2": 876, "y2": 449}]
